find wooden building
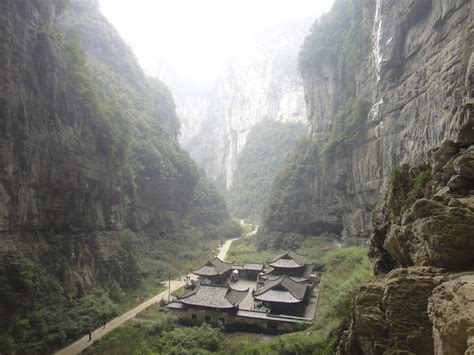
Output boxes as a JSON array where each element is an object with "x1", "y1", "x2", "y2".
[
  {"x1": 192, "y1": 257, "x2": 233, "y2": 284},
  {"x1": 166, "y1": 283, "x2": 310, "y2": 334},
  {"x1": 261, "y1": 250, "x2": 313, "y2": 282},
  {"x1": 253, "y1": 275, "x2": 311, "y2": 317},
  {"x1": 166, "y1": 283, "x2": 248, "y2": 326}
]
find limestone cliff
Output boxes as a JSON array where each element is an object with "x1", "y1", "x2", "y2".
[
  {"x1": 176, "y1": 20, "x2": 311, "y2": 190},
  {"x1": 256, "y1": 1, "x2": 473, "y2": 353},
  {"x1": 0, "y1": 0, "x2": 237, "y2": 352},
  {"x1": 261, "y1": 0, "x2": 473, "y2": 240}
]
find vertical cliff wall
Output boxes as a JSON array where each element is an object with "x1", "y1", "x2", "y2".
[
  {"x1": 253, "y1": 0, "x2": 473, "y2": 353},
  {"x1": 176, "y1": 20, "x2": 311, "y2": 190},
  {"x1": 0, "y1": 0, "x2": 237, "y2": 352},
  {"x1": 261, "y1": 0, "x2": 473, "y2": 240}
]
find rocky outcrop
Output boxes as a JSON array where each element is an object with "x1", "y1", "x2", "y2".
[
  {"x1": 176, "y1": 20, "x2": 310, "y2": 189},
  {"x1": 338, "y1": 267, "x2": 447, "y2": 354},
  {"x1": 338, "y1": 140, "x2": 474, "y2": 354},
  {"x1": 369, "y1": 143, "x2": 474, "y2": 274},
  {"x1": 385, "y1": 197, "x2": 474, "y2": 270},
  {"x1": 250, "y1": 0, "x2": 474, "y2": 352},
  {"x1": 263, "y1": 0, "x2": 473, "y2": 239},
  {"x1": 428, "y1": 275, "x2": 474, "y2": 355}
]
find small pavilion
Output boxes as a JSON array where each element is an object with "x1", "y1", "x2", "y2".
[
  {"x1": 261, "y1": 250, "x2": 313, "y2": 282},
  {"x1": 167, "y1": 283, "x2": 248, "y2": 325},
  {"x1": 253, "y1": 275, "x2": 311, "y2": 316},
  {"x1": 192, "y1": 257, "x2": 233, "y2": 284}
]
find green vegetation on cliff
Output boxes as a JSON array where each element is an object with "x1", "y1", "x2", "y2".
[
  {"x1": 259, "y1": 0, "x2": 375, "y2": 242},
  {"x1": 259, "y1": 136, "x2": 324, "y2": 240},
  {"x1": 301, "y1": 0, "x2": 374, "y2": 158},
  {"x1": 227, "y1": 120, "x2": 305, "y2": 223},
  {"x1": 0, "y1": 1, "x2": 239, "y2": 353},
  {"x1": 386, "y1": 165, "x2": 431, "y2": 223}
]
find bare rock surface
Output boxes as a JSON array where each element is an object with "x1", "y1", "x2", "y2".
[
  {"x1": 269, "y1": 0, "x2": 473, "y2": 239},
  {"x1": 339, "y1": 139, "x2": 474, "y2": 354},
  {"x1": 428, "y1": 274, "x2": 474, "y2": 355},
  {"x1": 385, "y1": 198, "x2": 474, "y2": 270},
  {"x1": 338, "y1": 267, "x2": 447, "y2": 355}
]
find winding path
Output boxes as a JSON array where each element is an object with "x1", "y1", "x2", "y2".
[
  {"x1": 217, "y1": 237, "x2": 238, "y2": 260},
  {"x1": 56, "y1": 237, "x2": 239, "y2": 355}
]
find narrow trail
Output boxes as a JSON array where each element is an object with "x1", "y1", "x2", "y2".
[
  {"x1": 56, "y1": 236, "x2": 239, "y2": 355},
  {"x1": 217, "y1": 237, "x2": 238, "y2": 261}
]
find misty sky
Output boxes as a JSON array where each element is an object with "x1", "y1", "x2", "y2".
[{"x1": 99, "y1": 0, "x2": 334, "y2": 85}]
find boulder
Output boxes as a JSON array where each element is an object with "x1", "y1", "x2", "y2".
[
  {"x1": 383, "y1": 199, "x2": 474, "y2": 270},
  {"x1": 453, "y1": 146, "x2": 474, "y2": 179},
  {"x1": 447, "y1": 175, "x2": 474, "y2": 190},
  {"x1": 431, "y1": 140, "x2": 459, "y2": 174},
  {"x1": 338, "y1": 267, "x2": 446, "y2": 355},
  {"x1": 428, "y1": 274, "x2": 474, "y2": 355}
]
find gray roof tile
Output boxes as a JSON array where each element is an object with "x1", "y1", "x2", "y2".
[
  {"x1": 254, "y1": 276, "x2": 309, "y2": 303},
  {"x1": 268, "y1": 250, "x2": 307, "y2": 269},
  {"x1": 192, "y1": 257, "x2": 232, "y2": 276},
  {"x1": 179, "y1": 284, "x2": 248, "y2": 309}
]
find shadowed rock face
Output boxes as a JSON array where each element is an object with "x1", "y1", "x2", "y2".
[
  {"x1": 277, "y1": 0, "x2": 473, "y2": 240},
  {"x1": 0, "y1": 0, "x2": 235, "y2": 294}
]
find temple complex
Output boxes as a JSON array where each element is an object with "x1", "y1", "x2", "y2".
[{"x1": 167, "y1": 249, "x2": 320, "y2": 334}]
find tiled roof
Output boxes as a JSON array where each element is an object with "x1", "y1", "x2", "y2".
[
  {"x1": 262, "y1": 274, "x2": 308, "y2": 283},
  {"x1": 268, "y1": 250, "x2": 306, "y2": 269},
  {"x1": 262, "y1": 264, "x2": 313, "y2": 282},
  {"x1": 192, "y1": 257, "x2": 232, "y2": 276},
  {"x1": 254, "y1": 276, "x2": 308, "y2": 303},
  {"x1": 254, "y1": 290, "x2": 302, "y2": 303},
  {"x1": 243, "y1": 263, "x2": 264, "y2": 271},
  {"x1": 178, "y1": 284, "x2": 248, "y2": 309}
]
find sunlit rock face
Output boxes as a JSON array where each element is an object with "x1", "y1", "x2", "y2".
[
  {"x1": 296, "y1": 0, "x2": 473, "y2": 239},
  {"x1": 176, "y1": 20, "x2": 311, "y2": 189},
  {"x1": 339, "y1": 139, "x2": 474, "y2": 354}
]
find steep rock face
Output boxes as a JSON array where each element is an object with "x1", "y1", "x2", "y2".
[
  {"x1": 177, "y1": 21, "x2": 310, "y2": 189},
  {"x1": 338, "y1": 141, "x2": 474, "y2": 353},
  {"x1": 263, "y1": 0, "x2": 472, "y2": 239},
  {"x1": 338, "y1": 267, "x2": 447, "y2": 354},
  {"x1": 0, "y1": 0, "x2": 118, "y2": 234},
  {"x1": 0, "y1": 0, "x2": 237, "y2": 351},
  {"x1": 0, "y1": 0, "x2": 233, "y2": 240}
]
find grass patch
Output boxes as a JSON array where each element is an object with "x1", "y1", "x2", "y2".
[
  {"x1": 85, "y1": 304, "x2": 222, "y2": 355},
  {"x1": 386, "y1": 165, "x2": 431, "y2": 223},
  {"x1": 227, "y1": 237, "x2": 276, "y2": 265},
  {"x1": 171, "y1": 285, "x2": 189, "y2": 298},
  {"x1": 115, "y1": 281, "x2": 166, "y2": 314},
  {"x1": 240, "y1": 221, "x2": 257, "y2": 237}
]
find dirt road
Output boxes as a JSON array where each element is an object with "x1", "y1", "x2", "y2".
[{"x1": 217, "y1": 237, "x2": 238, "y2": 260}]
